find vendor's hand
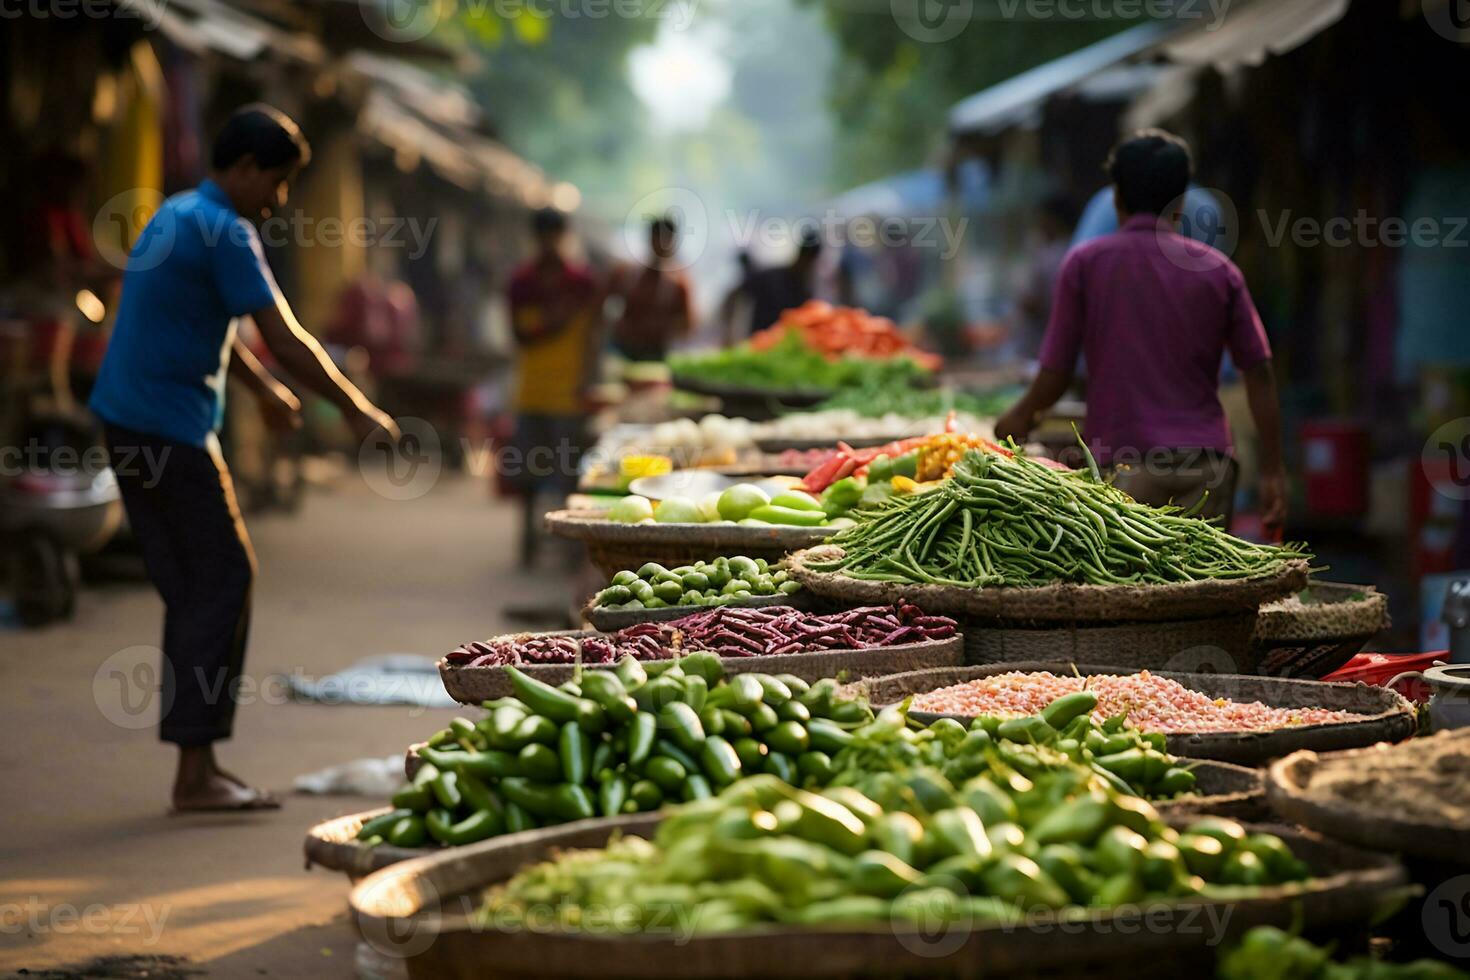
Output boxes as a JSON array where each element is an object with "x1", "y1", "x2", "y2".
[
  {"x1": 350, "y1": 404, "x2": 401, "y2": 445},
  {"x1": 1258, "y1": 468, "x2": 1288, "y2": 536},
  {"x1": 258, "y1": 383, "x2": 302, "y2": 433},
  {"x1": 993, "y1": 407, "x2": 1032, "y2": 445}
]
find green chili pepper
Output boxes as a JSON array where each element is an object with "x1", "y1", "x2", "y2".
[
  {"x1": 390, "y1": 783, "x2": 433, "y2": 811},
  {"x1": 764, "y1": 720, "x2": 810, "y2": 755},
  {"x1": 996, "y1": 715, "x2": 1056, "y2": 745},
  {"x1": 614, "y1": 655, "x2": 648, "y2": 691},
  {"x1": 645, "y1": 756, "x2": 688, "y2": 793},
  {"x1": 681, "y1": 774, "x2": 713, "y2": 802},
  {"x1": 558, "y1": 721, "x2": 591, "y2": 785},
  {"x1": 578, "y1": 671, "x2": 636, "y2": 724},
  {"x1": 505, "y1": 666, "x2": 590, "y2": 724},
  {"x1": 796, "y1": 751, "x2": 833, "y2": 784},
  {"x1": 357, "y1": 808, "x2": 413, "y2": 842},
  {"x1": 456, "y1": 772, "x2": 503, "y2": 815},
  {"x1": 626, "y1": 712, "x2": 657, "y2": 767},
  {"x1": 806, "y1": 720, "x2": 855, "y2": 754},
  {"x1": 653, "y1": 738, "x2": 699, "y2": 773},
  {"x1": 431, "y1": 771, "x2": 463, "y2": 810},
  {"x1": 503, "y1": 802, "x2": 537, "y2": 833},
  {"x1": 629, "y1": 779, "x2": 663, "y2": 811},
  {"x1": 425, "y1": 806, "x2": 503, "y2": 846},
  {"x1": 1040, "y1": 691, "x2": 1098, "y2": 730},
  {"x1": 660, "y1": 702, "x2": 706, "y2": 753},
  {"x1": 763, "y1": 751, "x2": 797, "y2": 783},
  {"x1": 700, "y1": 736, "x2": 743, "y2": 788},
  {"x1": 517, "y1": 743, "x2": 561, "y2": 783},
  {"x1": 386, "y1": 815, "x2": 428, "y2": 848},
  {"x1": 746, "y1": 702, "x2": 780, "y2": 732}
]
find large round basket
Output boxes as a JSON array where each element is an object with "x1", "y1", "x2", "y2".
[
  {"x1": 305, "y1": 807, "x2": 433, "y2": 880},
  {"x1": 1251, "y1": 581, "x2": 1389, "y2": 679},
  {"x1": 546, "y1": 510, "x2": 831, "y2": 579},
  {"x1": 440, "y1": 630, "x2": 965, "y2": 705},
  {"x1": 849, "y1": 662, "x2": 1417, "y2": 766},
  {"x1": 349, "y1": 813, "x2": 1405, "y2": 980},
  {"x1": 787, "y1": 545, "x2": 1310, "y2": 625},
  {"x1": 1264, "y1": 734, "x2": 1470, "y2": 864}
]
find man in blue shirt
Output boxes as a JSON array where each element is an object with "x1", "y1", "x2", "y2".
[{"x1": 91, "y1": 105, "x2": 398, "y2": 812}]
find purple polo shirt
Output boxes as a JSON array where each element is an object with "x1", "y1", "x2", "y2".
[{"x1": 1038, "y1": 214, "x2": 1271, "y2": 464}]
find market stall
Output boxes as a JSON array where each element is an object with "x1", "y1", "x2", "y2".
[{"x1": 305, "y1": 300, "x2": 1463, "y2": 978}]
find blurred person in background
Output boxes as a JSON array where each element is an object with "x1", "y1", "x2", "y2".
[
  {"x1": 605, "y1": 214, "x2": 693, "y2": 361},
  {"x1": 1011, "y1": 193, "x2": 1078, "y2": 362},
  {"x1": 716, "y1": 249, "x2": 755, "y2": 346},
  {"x1": 89, "y1": 105, "x2": 399, "y2": 812},
  {"x1": 995, "y1": 130, "x2": 1286, "y2": 532},
  {"x1": 744, "y1": 226, "x2": 823, "y2": 337},
  {"x1": 506, "y1": 207, "x2": 599, "y2": 567}
]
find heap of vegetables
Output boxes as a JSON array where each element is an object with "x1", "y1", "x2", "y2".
[
  {"x1": 749, "y1": 301, "x2": 942, "y2": 369},
  {"x1": 480, "y1": 765, "x2": 1309, "y2": 934},
  {"x1": 668, "y1": 324, "x2": 932, "y2": 395},
  {"x1": 815, "y1": 446, "x2": 1307, "y2": 587},
  {"x1": 593, "y1": 557, "x2": 802, "y2": 611},
  {"x1": 360, "y1": 655, "x2": 875, "y2": 849},
  {"x1": 806, "y1": 383, "x2": 1013, "y2": 421},
  {"x1": 1219, "y1": 927, "x2": 1468, "y2": 980},
  {"x1": 607, "y1": 481, "x2": 862, "y2": 528},
  {"x1": 832, "y1": 692, "x2": 1200, "y2": 802}
]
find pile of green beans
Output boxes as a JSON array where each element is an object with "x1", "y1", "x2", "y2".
[{"x1": 816, "y1": 449, "x2": 1307, "y2": 588}]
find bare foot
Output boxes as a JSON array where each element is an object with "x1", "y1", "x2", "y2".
[
  {"x1": 172, "y1": 744, "x2": 280, "y2": 813},
  {"x1": 172, "y1": 770, "x2": 280, "y2": 812}
]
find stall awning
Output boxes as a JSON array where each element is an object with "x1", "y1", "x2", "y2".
[
  {"x1": 115, "y1": 0, "x2": 323, "y2": 64},
  {"x1": 949, "y1": 0, "x2": 1353, "y2": 136},
  {"x1": 948, "y1": 22, "x2": 1174, "y2": 136}
]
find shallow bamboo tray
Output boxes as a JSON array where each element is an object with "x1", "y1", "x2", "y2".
[
  {"x1": 852, "y1": 662, "x2": 1417, "y2": 766},
  {"x1": 546, "y1": 510, "x2": 831, "y2": 578},
  {"x1": 439, "y1": 630, "x2": 964, "y2": 705},
  {"x1": 1155, "y1": 759, "x2": 1266, "y2": 820},
  {"x1": 583, "y1": 591, "x2": 810, "y2": 632},
  {"x1": 1265, "y1": 733, "x2": 1470, "y2": 864},
  {"x1": 349, "y1": 813, "x2": 1406, "y2": 979},
  {"x1": 787, "y1": 545, "x2": 1309, "y2": 626}
]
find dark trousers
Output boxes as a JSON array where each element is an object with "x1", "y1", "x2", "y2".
[
  {"x1": 106, "y1": 424, "x2": 255, "y2": 746},
  {"x1": 1109, "y1": 449, "x2": 1240, "y2": 528}
]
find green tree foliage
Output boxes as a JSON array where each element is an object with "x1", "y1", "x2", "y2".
[{"x1": 804, "y1": 2, "x2": 1124, "y2": 184}]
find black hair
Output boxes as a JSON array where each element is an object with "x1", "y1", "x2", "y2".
[
  {"x1": 649, "y1": 214, "x2": 678, "y2": 237},
  {"x1": 531, "y1": 207, "x2": 569, "y2": 235},
  {"x1": 797, "y1": 226, "x2": 822, "y2": 256},
  {"x1": 1105, "y1": 129, "x2": 1192, "y2": 217},
  {"x1": 212, "y1": 104, "x2": 310, "y2": 171}
]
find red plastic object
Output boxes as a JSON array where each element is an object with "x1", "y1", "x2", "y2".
[
  {"x1": 1298, "y1": 419, "x2": 1368, "y2": 517},
  {"x1": 1324, "y1": 651, "x2": 1446, "y2": 703}
]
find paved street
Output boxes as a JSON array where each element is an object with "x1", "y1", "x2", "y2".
[{"x1": 0, "y1": 473, "x2": 562, "y2": 978}]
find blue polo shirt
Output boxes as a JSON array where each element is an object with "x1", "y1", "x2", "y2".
[{"x1": 91, "y1": 179, "x2": 278, "y2": 447}]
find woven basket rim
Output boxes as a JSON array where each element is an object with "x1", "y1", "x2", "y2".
[
  {"x1": 788, "y1": 545, "x2": 1310, "y2": 623},
  {"x1": 584, "y1": 591, "x2": 807, "y2": 632},
  {"x1": 546, "y1": 510, "x2": 833, "y2": 549},
  {"x1": 1255, "y1": 586, "x2": 1388, "y2": 641},
  {"x1": 1265, "y1": 738, "x2": 1470, "y2": 862},
  {"x1": 305, "y1": 806, "x2": 432, "y2": 875}
]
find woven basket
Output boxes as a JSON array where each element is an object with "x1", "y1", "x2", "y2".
[
  {"x1": 787, "y1": 545, "x2": 1310, "y2": 625},
  {"x1": 851, "y1": 662, "x2": 1417, "y2": 766},
  {"x1": 961, "y1": 612, "x2": 1259, "y2": 672},
  {"x1": 1265, "y1": 733, "x2": 1470, "y2": 864},
  {"x1": 305, "y1": 807, "x2": 432, "y2": 880},
  {"x1": 440, "y1": 630, "x2": 965, "y2": 705},
  {"x1": 753, "y1": 435, "x2": 898, "y2": 454},
  {"x1": 349, "y1": 814, "x2": 1406, "y2": 980},
  {"x1": 546, "y1": 510, "x2": 831, "y2": 579},
  {"x1": 669, "y1": 374, "x2": 830, "y2": 421},
  {"x1": 1251, "y1": 582, "x2": 1390, "y2": 679}
]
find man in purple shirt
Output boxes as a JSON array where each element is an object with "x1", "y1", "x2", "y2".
[{"x1": 996, "y1": 130, "x2": 1287, "y2": 531}]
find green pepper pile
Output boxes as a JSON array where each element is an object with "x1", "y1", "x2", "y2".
[
  {"x1": 831, "y1": 692, "x2": 1199, "y2": 801},
  {"x1": 480, "y1": 763, "x2": 1310, "y2": 934},
  {"x1": 593, "y1": 557, "x2": 801, "y2": 612},
  {"x1": 1219, "y1": 927, "x2": 1468, "y2": 980},
  {"x1": 360, "y1": 654, "x2": 874, "y2": 849}
]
